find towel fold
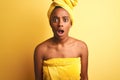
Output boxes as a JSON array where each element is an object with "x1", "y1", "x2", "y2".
[
  {"x1": 47, "y1": 0, "x2": 79, "y2": 26},
  {"x1": 43, "y1": 57, "x2": 81, "y2": 80}
]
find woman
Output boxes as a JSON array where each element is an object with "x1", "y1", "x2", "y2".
[{"x1": 34, "y1": 0, "x2": 88, "y2": 80}]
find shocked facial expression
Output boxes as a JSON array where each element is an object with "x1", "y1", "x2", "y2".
[{"x1": 50, "y1": 7, "x2": 72, "y2": 39}]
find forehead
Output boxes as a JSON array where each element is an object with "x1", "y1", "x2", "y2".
[{"x1": 51, "y1": 8, "x2": 70, "y2": 17}]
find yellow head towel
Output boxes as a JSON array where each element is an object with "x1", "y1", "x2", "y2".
[
  {"x1": 43, "y1": 58, "x2": 81, "y2": 80},
  {"x1": 47, "y1": 0, "x2": 79, "y2": 26}
]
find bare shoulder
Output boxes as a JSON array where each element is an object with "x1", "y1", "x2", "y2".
[
  {"x1": 70, "y1": 37, "x2": 88, "y2": 56},
  {"x1": 77, "y1": 39, "x2": 88, "y2": 50},
  {"x1": 76, "y1": 39, "x2": 88, "y2": 56},
  {"x1": 71, "y1": 37, "x2": 88, "y2": 48},
  {"x1": 34, "y1": 38, "x2": 51, "y2": 58}
]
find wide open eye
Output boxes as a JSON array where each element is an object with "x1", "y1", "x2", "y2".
[
  {"x1": 52, "y1": 17, "x2": 59, "y2": 23},
  {"x1": 63, "y1": 16, "x2": 69, "y2": 22}
]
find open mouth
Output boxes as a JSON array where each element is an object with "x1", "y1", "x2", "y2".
[{"x1": 58, "y1": 30, "x2": 64, "y2": 34}]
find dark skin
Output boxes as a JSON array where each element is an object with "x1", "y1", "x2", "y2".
[{"x1": 34, "y1": 7, "x2": 88, "y2": 80}]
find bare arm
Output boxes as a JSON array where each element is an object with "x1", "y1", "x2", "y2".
[
  {"x1": 34, "y1": 46, "x2": 43, "y2": 80},
  {"x1": 80, "y1": 43, "x2": 88, "y2": 80}
]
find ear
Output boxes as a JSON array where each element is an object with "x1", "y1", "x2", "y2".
[
  {"x1": 69, "y1": 18, "x2": 72, "y2": 27},
  {"x1": 70, "y1": 21, "x2": 72, "y2": 28}
]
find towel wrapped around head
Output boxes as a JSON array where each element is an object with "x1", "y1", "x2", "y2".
[{"x1": 47, "y1": 0, "x2": 79, "y2": 25}]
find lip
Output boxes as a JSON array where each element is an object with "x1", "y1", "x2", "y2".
[{"x1": 56, "y1": 29, "x2": 64, "y2": 36}]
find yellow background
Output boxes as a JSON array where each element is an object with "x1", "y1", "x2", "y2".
[{"x1": 0, "y1": 0, "x2": 120, "y2": 80}]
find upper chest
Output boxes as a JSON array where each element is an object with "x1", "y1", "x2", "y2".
[{"x1": 43, "y1": 43, "x2": 82, "y2": 59}]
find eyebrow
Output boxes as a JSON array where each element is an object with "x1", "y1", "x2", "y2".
[
  {"x1": 63, "y1": 16, "x2": 69, "y2": 18},
  {"x1": 52, "y1": 16, "x2": 58, "y2": 18},
  {"x1": 52, "y1": 16, "x2": 69, "y2": 18}
]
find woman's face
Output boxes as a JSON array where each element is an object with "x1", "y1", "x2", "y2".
[{"x1": 50, "y1": 7, "x2": 72, "y2": 39}]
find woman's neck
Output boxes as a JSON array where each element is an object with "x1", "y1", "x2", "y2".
[{"x1": 52, "y1": 36, "x2": 70, "y2": 45}]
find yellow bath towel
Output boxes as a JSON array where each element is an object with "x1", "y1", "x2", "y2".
[
  {"x1": 47, "y1": 0, "x2": 79, "y2": 25},
  {"x1": 43, "y1": 58, "x2": 81, "y2": 80}
]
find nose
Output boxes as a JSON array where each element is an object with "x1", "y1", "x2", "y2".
[{"x1": 58, "y1": 18, "x2": 63, "y2": 27}]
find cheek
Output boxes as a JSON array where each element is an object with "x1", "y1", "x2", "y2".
[
  {"x1": 65, "y1": 25, "x2": 71, "y2": 32},
  {"x1": 50, "y1": 22, "x2": 57, "y2": 28},
  {"x1": 65, "y1": 22, "x2": 72, "y2": 28},
  {"x1": 50, "y1": 23, "x2": 58, "y2": 31}
]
